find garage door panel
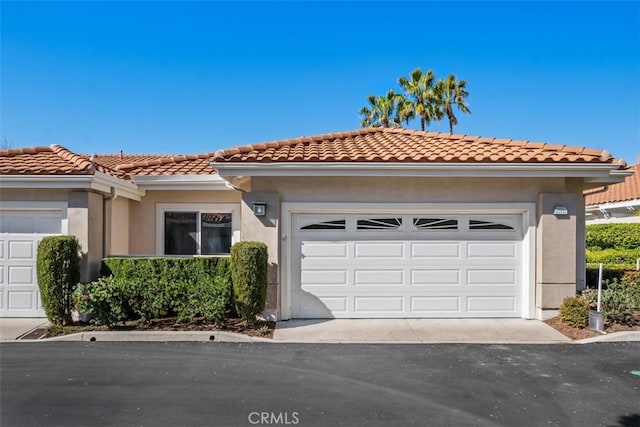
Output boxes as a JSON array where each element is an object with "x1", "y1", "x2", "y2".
[
  {"x1": 8, "y1": 266, "x2": 34, "y2": 285},
  {"x1": 411, "y1": 269, "x2": 460, "y2": 286},
  {"x1": 411, "y1": 296, "x2": 460, "y2": 312},
  {"x1": 355, "y1": 242, "x2": 403, "y2": 258},
  {"x1": 354, "y1": 269, "x2": 404, "y2": 286},
  {"x1": 8, "y1": 291, "x2": 34, "y2": 310},
  {"x1": 411, "y1": 242, "x2": 461, "y2": 258},
  {"x1": 8, "y1": 240, "x2": 35, "y2": 260},
  {"x1": 467, "y1": 269, "x2": 517, "y2": 286},
  {"x1": 302, "y1": 242, "x2": 348, "y2": 258},
  {"x1": 354, "y1": 296, "x2": 404, "y2": 313},
  {"x1": 301, "y1": 269, "x2": 347, "y2": 286},
  {"x1": 467, "y1": 296, "x2": 517, "y2": 313},
  {"x1": 467, "y1": 242, "x2": 516, "y2": 258}
]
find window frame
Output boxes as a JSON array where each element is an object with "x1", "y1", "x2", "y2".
[{"x1": 156, "y1": 203, "x2": 240, "y2": 256}]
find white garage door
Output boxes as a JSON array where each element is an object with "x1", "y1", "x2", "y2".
[
  {"x1": 0, "y1": 210, "x2": 63, "y2": 317},
  {"x1": 291, "y1": 213, "x2": 523, "y2": 318}
]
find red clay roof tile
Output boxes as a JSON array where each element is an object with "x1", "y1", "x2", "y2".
[
  {"x1": 585, "y1": 163, "x2": 640, "y2": 205},
  {"x1": 212, "y1": 127, "x2": 623, "y2": 165}
]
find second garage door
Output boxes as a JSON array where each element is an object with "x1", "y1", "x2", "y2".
[{"x1": 290, "y1": 213, "x2": 523, "y2": 318}]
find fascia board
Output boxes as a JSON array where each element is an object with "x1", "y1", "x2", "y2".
[
  {"x1": 212, "y1": 162, "x2": 625, "y2": 179},
  {"x1": 0, "y1": 175, "x2": 95, "y2": 188},
  {"x1": 92, "y1": 172, "x2": 145, "y2": 201},
  {"x1": 132, "y1": 174, "x2": 232, "y2": 191}
]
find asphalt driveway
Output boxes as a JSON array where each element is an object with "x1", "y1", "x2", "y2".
[{"x1": 1, "y1": 342, "x2": 638, "y2": 426}]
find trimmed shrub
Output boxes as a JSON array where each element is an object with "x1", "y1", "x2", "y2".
[
  {"x1": 36, "y1": 236, "x2": 81, "y2": 326},
  {"x1": 586, "y1": 248, "x2": 640, "y2": 265},
  {"x1": 585, "y1": 223, "x2": 640, "y2": 250},
  {"x1": 231, "y1": 242, "x2": 268, "y2": 323},
  {"x1": 174, "y1": 276, "x2": 230, "y2": 325},
  {"x1": 559, "y1": 295, "x2": 592, "y2": 328},
  {"x1": 101, "y1": 256, "x2": 231, "y2": 284}
]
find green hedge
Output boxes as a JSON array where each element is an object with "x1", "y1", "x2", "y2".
[
  {"x1": 36, "y1": 236, "x2": 81, "y2": 326},
  {"x1": 74, "y1": 275, "x2": 230, "y2": 326},
  {"x1": 586, "y1": 263, "x2": 635, "y2": 287},
  {"x1": 101, "y1": 256, "x2": 231, "y2": 283},
  {"x1": 586, "y1": 248, "x2": 640, "y2": 265},
  {"x1": 585, "y1": 223, "x2": 640, "y2": 250},
  {"x1": 231, "y1": 242, "x2": 268, "y2": 323}
]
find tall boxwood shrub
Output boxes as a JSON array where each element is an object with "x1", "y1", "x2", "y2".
[
  {"x1": 36, "y1": 236, "x2": 80, "y2": 325},
  {"x1": 231, "y1": 241, "x2": 268, "y2": 323}
]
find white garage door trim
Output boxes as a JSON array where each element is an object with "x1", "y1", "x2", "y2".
[
  {"x1": 280, "y1": 202, "x2": 536, "y2": 320},
  {"x1": 0, "y1": 201, "x2": 68, "y2": 318}
]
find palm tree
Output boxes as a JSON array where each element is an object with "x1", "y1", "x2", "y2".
[
  {"x1": 359, "y1": 90, "x2": 405, "y2": 128},
  {"x1": 398, "y1": 68, "x2": 441, "y2": 131},
  {"x1": 437, "y1": 74, "x2": 471, "y2": 133}
]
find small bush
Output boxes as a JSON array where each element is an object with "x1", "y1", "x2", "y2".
[
  {"x1": 231, "y1": 242, "x2": 268, "y2": 323},
  {"x1": 73, "y1": 277, "x2": 128, "y2": 327},
  {"x1": 581, "y1": 271, "x2": 640, "y2": 326},
  {"x1": 37, "y1": 236, "x2": 81, "y2": 326},
  {"x1": 585, "y1": 223, "x2": 640, "y2": 250},
  {"x1": 559, "y1": 295, "x2": 593, "y2": 328}
]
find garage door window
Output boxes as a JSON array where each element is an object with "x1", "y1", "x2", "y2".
[
  {"x1": 356, "y1": 217, "x2": 402, "y2": 230},
  {"x1": 469, "y1": 219, "x2": 514, "y2": 230},
  {"x1": 413, "y1": 217, "x2": 458, "y2": 230},
  {"x1": 164, "y1": 212, "x2": 232, "y2": 255},
  {"x1": 300, "y1": 219, "x2": 346, "y2": 230}
]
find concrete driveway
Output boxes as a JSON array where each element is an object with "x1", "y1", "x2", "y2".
[
  {"x1": 0, "y1": 318, "x2": 49, "y2": 341},
  {"x1": 273, "y1": 318, "x2": 571, "y2": 343}
]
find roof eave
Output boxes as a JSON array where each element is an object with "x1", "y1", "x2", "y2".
[
  {"x1": 131, "y1": 174, "x2": 232, "y2": 191},
  {"x1": 211, "y1": 161, "x2": 627, "y2": 180}
]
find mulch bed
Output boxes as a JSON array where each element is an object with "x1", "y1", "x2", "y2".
[
  {"x1": 544, "y1": 316, "x2": 639, "y2": 341},
  {"x1": 43, "y1": 317, "x2": 275, "y2": 339}
]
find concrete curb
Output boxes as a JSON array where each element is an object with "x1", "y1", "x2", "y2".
[
  {"x1": 38, "y1": 331, "x2": 273, "y2": 343},
  {"x1": 574, "y1": 331, "x2": 640, "y2": 344}
]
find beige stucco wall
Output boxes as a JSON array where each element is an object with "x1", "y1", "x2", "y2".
[
  {"x1": 68, "y1": 191, "x2": 104, "y2": 282},
  {"x1": 248, "y1": 175, "x2": 585, "y2": 317},
  {"x1": 107, "y1": 196, "x2": 129, "y2": 256},
  {"x1": 128, "y1": 190, "x2": 242, "y2": 255}
]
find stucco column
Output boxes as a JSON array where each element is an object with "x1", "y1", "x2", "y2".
[
  {"x1": 68, "y1": 191, "x2": 104, "y2": 283},
  {"x1": 240, "y1": 191, "x2": 280, "y2": 319},
  {"x1": 536, "y1": 192, "x2": 577, "y2": 313}
]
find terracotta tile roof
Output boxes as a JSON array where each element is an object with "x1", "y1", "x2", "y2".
[
  {"x1": 585, "y1": 163, "x2": 640, "y2": 205},
  {"x1": 86, "y1": 153, "x2": 175, "y2": 169},
  {"x1": 0, "y1": 145, "x2": 127, "y2": 179},
  {"x1": 115, "y1": 153, "x2": 218, "y2": 176},
  {"x1": 212, "y1": 127, "x2": 624, "y2": 165}
]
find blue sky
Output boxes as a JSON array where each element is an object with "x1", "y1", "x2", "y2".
[{"x1": 2, "y1": 1, "x2": 639, "y2": 164}]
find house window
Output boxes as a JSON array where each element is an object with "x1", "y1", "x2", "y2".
[{"x1": 164, "y1": 211, "x2": 232, "y2": 255}]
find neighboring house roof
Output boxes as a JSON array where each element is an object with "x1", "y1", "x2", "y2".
[
  {"x1": 585, "y1": 162, "x2": 640, "y2": 206},
  {"x1": 212, "y1": 127, "x2": 624, "y2": 164},
  {"x1": 0, "y1": 145, "x2": 128, "y2": 179},
  {"x1": 115, "y1": 154, "x2": 218, "y2": 176},
  {"x1": 86, "y1": 153, "x2": 175, "y2": 169}
]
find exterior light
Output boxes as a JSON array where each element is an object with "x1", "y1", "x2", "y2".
[
  {"x1": 253, "y1": 202, "x2": 267, "y2": 217},
  {"x1": 553, "y1": 205, "x2": 569, "y2": 215}
]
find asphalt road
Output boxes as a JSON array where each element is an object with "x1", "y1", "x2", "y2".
[{"x1": 1, "y1": 342, "x2": 638, "y2": 427}]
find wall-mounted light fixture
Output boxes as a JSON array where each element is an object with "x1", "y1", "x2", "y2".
[
  {"x1": 252, "y1": 202, "x2": 267, "y2": 217},
  {"x1": 553, "y1": 205, "x2": 569, "y2": 216}
]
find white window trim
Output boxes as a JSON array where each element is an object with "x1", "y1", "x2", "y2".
[
  {"x1": 280, "y1": 202, "x2": 536, "y2": 321},
  {"x1": 0, "y1": 201, "x2": 69, "y2": 234},
  {"x1": 155, "y1": 203, "x2": 241, "y2": 255}
]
